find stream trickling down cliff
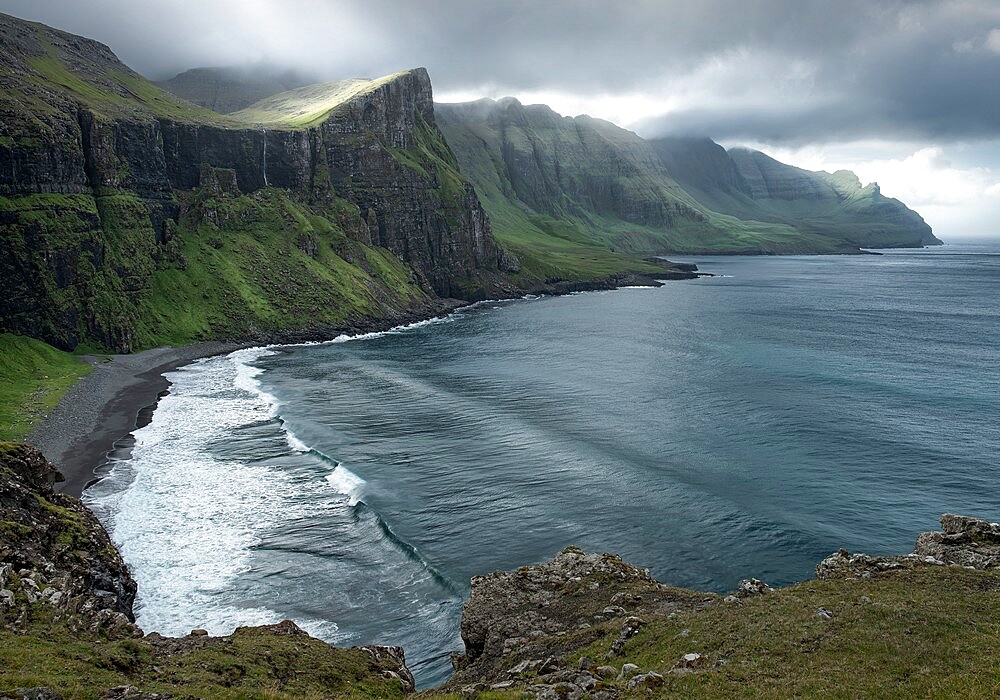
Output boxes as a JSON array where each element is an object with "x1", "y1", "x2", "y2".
[{"x1": 84, "y1": 245, "x2": 1000, "y2": 687}]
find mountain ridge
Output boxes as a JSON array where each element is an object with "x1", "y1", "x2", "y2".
[
  {"x1": 653, "y1": 138, "x2": 939, "y2": 249},
  {"x1": 155, "y1": 65, "x2": 316, "y2": 114},
  {"x1": 437, "y1": 96, "x2": 939, "y2": 256},
  {"x1": 0, "y1": 13, "x2": 515, "y2": 354},
  {"x1": 152, "y1": 66, "x2": 939, "y2": 257}
]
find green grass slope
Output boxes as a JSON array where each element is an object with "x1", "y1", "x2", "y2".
[
  {"x1": 0, "y1": 12, "x2": 234, "y2": 127},
  {"x1": 1, "y1": 185, "x2": 432, "y2": 353},
  {"x1": 436, "y1": 99, "x2": 853, "y2": 263},
  {"x1": 231, "y1": 73, "x2": 409, "y2": 128},
  {"x1": 563, "y1": 566, "x2": 1000, "y2": 698},
  {"x1": 0, "y1": 334, "x2": 91, "y2": 440},
  {"x1": 138, "y1": 184, "x2": 429, "y2": 346},
  {"x1": 2, "y1": 184, "x2": 429, "y2": 353},
  {"x1": 0, "y1": 618, "x2": 408, "y2": 700},
  {"x1": 652, "y1": 138, "x2": 939, "y2": 250}
]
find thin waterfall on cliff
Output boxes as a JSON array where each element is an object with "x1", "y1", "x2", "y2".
[{"x1": 261, "y1": 127, "x2": 269, "y2": 187}]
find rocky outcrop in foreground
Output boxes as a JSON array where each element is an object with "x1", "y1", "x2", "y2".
[
  {"x1": 0, "y1": 443, "x2": 414, "y2": 699},
  {"x1": 3, "y1": 441, "x2": 998, "y2": 698},
  {"x1": 816, "y1": 513, "x2": 1000, "y2": 579},
  {"x1": 449, "y1": 547, "x2": 711, "y2": 691},
  {"x1": 445, "y1": 514, "x2": 1000, "y2": 698},
  {"x1": 0, "y1": 442, "x2": 137, "y2": 638}
]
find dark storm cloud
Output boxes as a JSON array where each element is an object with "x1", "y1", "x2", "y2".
[{"x1": 3, "y1": 0, "x2": 1000, "y2": 142}]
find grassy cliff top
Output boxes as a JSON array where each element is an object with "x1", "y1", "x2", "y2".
[
  {"x1": 231, "y1": 71, "x2": 412, "y2": 127},
  {"x1": 0, "y1": 12, "x2": 238, "y2": 125},
  {"x1": 0, "y1": 12, "x2": 416, "y2": 131}
]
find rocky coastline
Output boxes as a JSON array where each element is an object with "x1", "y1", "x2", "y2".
[{"x1": 2, "y1": 442, "x2": 998, "y2": 698}]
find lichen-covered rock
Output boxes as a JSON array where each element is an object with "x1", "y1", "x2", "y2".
[
  {"x1": 360, "y1": 644, "x2": 416, "y2": 693},
  {"x1": 735, "y1": 577, "x2": 774, "y2": 598},
  {"x1": 817, "y1": 513, "x2": 999, "y2": 580},
  {"x1": 606, "y1": 616, "x2": 646, "y2": 658},
  {"x1": 7, "y1": 690, "x2": 64, "y2": 700},
  {"x1": 447, "y1": 546, "x2": 711, "y2": 689},
  {"x1": 815, "y1": 548, "x2": 944, "y2": 580},
  {"x1": 0, "y1": 443, "x2": 138, "y2": 637},
  {"x1": 914, "y1": 514, "x2": 1000, "y2": 569}
]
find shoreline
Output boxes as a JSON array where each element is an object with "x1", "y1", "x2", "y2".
[
  {"x1": 24, "y1": 269, "x2": 686, "y2": 498},
  {"x1": 24, "y1": 297, "x2": 481, "y2": 496},
  {"x1": 27, "y1": 342, "x2": 243, "y2": 497}
]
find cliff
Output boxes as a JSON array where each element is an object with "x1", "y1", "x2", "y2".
[
  {"x1": 435, "y1": 98, "x2": 750, "y2": 271},
  {"x1": 438, "y1": 99, "x2": 939, "y2": 258},
  {"x1": 652, "y1": 138, "x2": 940, "y2": 249},
  {"x1": 436, "y1": 98, "x2": 706, "y2": 233},
  {"x1": 0, "y1": 12, "x2": 511, "y2": 353}
]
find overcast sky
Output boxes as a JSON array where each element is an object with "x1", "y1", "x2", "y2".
[{"x1": 5, "y1": 0, "x2": 1000, "y2": 238}]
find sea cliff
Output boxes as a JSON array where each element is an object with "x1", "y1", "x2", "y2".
[{"x1": 0, "y1": 13, "x2": 514, "y2": 355}]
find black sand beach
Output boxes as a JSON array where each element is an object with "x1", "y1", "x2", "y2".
[
  {"x1": 24, "y1": 299, "x2": 471, "y2": 498},
  {"x1": 27, "y1": 343, "x2": 240, "y2": 496}
]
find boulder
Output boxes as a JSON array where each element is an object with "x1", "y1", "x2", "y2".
[{"x1": 735, "y1": 578, "x2": 774, "y2": 598}]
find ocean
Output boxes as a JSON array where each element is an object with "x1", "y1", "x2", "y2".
[{"x1": 84, "y1": 243, "x2": 1000, "y2": 687}]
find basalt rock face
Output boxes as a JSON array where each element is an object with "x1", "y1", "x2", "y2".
[
  {"x1": 154, "y1": 70, "x2": 509, "y2": 295},
  {"x1": 311, "y1": 71, "x2": 508, "y2": 294},
  {"x1": 0, "y1": 13, "x2": 510, "y2": 352}
]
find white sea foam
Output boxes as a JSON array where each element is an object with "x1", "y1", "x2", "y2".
[
  {"x1": 326, "y1": 464, "x2": 367, "y2": 506},
  {"x1": 230, "y1": 347, "x2": 280, "y2": 417},
  {"x1": 83, "y1": 350, "x2": 348, "y2": 641},
  {"x1": 322, "y1": 315, "x2": 457, "y2": 345},
  {"x1": 79, "y1": 303, "x2": 578, "y2": 644},
  {"x1": 284, "y1": 429, "x2": 309, "y2": 453}
]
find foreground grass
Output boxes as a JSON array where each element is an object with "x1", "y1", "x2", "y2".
[
  {"x1": 0, "y1": 333, "x2": 91, "y2": 440},
  {"x1": 422, "y1": 565, "x2": 1000, "y2": 699},
  {"x1": 3, "y1": 535, "x2": 999, "y2": 697},
  {"x1": 0, "y1": 621, "x2": 407, "y2": 700},
  {"x1": 559, "y1": 566, "x2": 1000, "y2": 698}
]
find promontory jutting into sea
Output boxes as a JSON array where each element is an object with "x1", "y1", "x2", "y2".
[{"x1": 1, "y1": 2, "x2": 999, "y2": 698}]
